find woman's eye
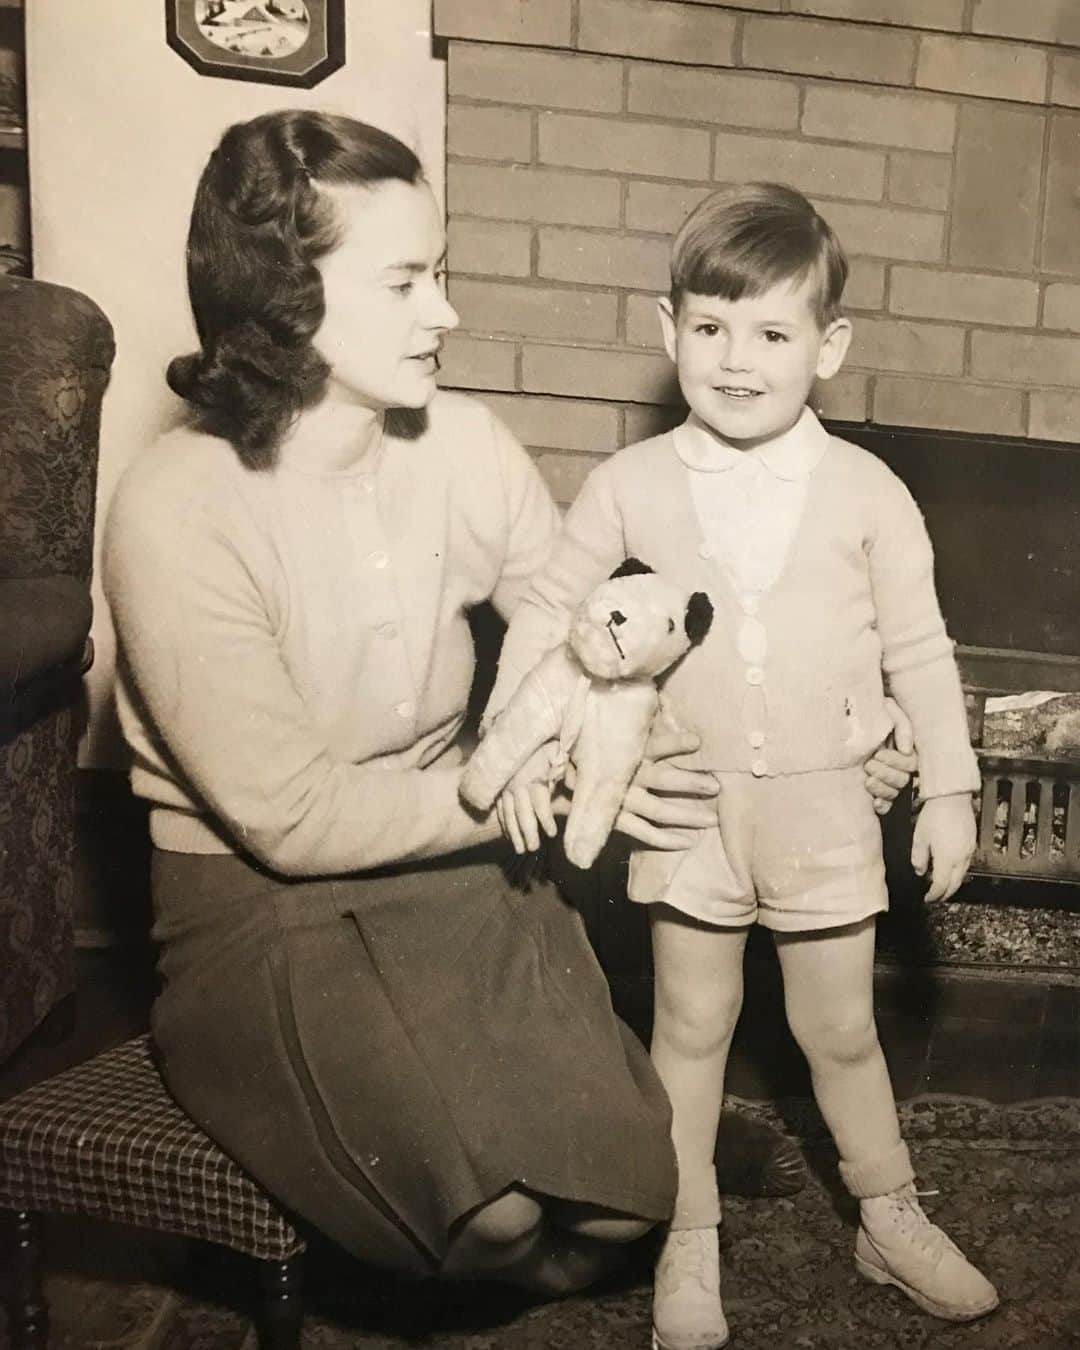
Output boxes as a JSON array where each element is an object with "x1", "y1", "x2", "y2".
[
  {"x1": 764, "y1": 330, "x2": 787, "y2": 343},
  {"x1": 391, "y1": 281, "x2": 414, "y2": 296},
  {"x1": 434, "y1": 268, "x2": 448, "y2": 286}
]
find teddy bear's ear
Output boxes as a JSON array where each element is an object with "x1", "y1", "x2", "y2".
[
  {"x1": 685, "y1": 591, "x2": 714, "y2": 646},
  {"x1": 609, "y1": 557, "x2": 655, "y2": 580}
]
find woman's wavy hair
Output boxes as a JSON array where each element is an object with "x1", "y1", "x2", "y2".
[{"x1": 167, "y1": 110, "x2": 422, "y2": 469}]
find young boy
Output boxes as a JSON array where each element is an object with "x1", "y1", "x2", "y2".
[{"x1": 482, "y1": 183, "x2": 998, "y2": 1348}]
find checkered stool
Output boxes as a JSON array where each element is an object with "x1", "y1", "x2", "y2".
[{"x1": 0, "y1": 1034, "x2": 307, "y2": 1349}]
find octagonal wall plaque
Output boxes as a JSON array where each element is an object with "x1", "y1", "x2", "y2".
[{"x1": 166, "y1": 1, "x2": 345, "y2": 89}]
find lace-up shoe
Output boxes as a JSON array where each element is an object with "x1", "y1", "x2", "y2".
[
  {"x1": 652, "y1": 1225, "x2": 729, "y2": 1349},
  {"x1": 856, "y1": 1183, "x2": 999, "y2": 1321}
]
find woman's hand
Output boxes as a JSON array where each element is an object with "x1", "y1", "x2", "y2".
[
  {"x1": 496, "y1": 718, "x2": 719, "y2": 855},
  {"x1": 911, "y1": 792, "x2": 976, "y2": 902},
  {"x1": 568, "y1": 719, "x2": 719, "y2": 853},
  {"x1": 865, "y1": 697, "x2": 918, "y2": 816},
  {"x1": 496, "y1": 743, "x2": 561, "y2": 854}
]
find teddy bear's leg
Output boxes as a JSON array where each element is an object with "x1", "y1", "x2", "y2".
[
  {"x1": 460, "y1": 650, "x2": 578, "y2": 810},
  {"x1": 563, "y1": 682, "x2": 657, "y2": 869}
]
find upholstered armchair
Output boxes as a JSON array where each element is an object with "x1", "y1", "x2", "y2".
[{"x1": 0, "y1": 275, "x2": 114, "y2": 1063}]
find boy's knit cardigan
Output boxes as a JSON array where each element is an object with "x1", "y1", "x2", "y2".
[{"x1": 487, "y1": 427, "x2": 980, "y2": 802}]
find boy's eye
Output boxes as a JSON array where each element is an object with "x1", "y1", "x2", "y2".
[
  {"x1": 763, "y1": 330, "x2": 788, "y2": 343},
  {"x1": 391, "y1": 280, "x2": 414, "y2": 296},
  {"x1": 695, "y1": 323, "x2": 719, "y2": 337},
  {"x1": 434, "y1": 268, "x2": 448, "y2": 285}
]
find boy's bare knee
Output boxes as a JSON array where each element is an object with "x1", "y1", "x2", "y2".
[
  {"x1": 793, "y1": 1011, "x2": 878, "y2": 1067},
  {"x1": 654, "y1": 982, "x2": 742, "y2": 1055},
  {"x1": 459, "y1": 1189, "x2": 543, "y2": 1247}
]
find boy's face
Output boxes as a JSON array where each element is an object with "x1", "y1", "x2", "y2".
[{"x1": 657, "y1": 275, "x2": 851, "y2": 450}]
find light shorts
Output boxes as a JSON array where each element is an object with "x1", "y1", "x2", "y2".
[{"x1": 628, "y1": 765, "x2": 888, "y2": 933}]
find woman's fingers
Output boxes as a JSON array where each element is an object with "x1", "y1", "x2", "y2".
[
  {"x1": 499, "y1": 792, "x2": 526, "y2": 854},
  {"x1": 883, "y1": 696, "x2": 915, "y2": 757},
  {"x1": 529, "y1": 781, "x2": 558, "y2": 839},
  {"x1": 634, "y1": 759, "x2": 720, "y2": 797},
  {"x1": 621, "y1": 782, "x2": 718, "y2": 828},
  {"x1": 614, "y1": 810, "x2": 700, "y2": 851},
  {"x1": 643, "y1": 724, "x2": 701, "y2": 762},
  {"x1": 512, "y1": 784, "x2": 542, "y2": 853},
  {"x1": 863, "y1": 771, "x2": 899, "y2": 802},
  {"x1": 865, "y1": 758, "x2": 913, "y2": 791}
]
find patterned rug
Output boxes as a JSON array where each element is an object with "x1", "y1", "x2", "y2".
[{"x1": 13, "y1": 1096, "x2": 1079, "y2": 1350}]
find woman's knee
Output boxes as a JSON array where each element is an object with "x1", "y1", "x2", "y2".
[
  {"x1": 548, "y1": 1200, "x2": 655, "y2": 1244},
  {"x1": 457, "y1": 1188, "x2": 544, "y2": 1248}
]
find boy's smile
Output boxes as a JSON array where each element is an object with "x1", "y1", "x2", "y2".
[{"x1": 658, "y1": 276, "x2": 851, "y2": 451}]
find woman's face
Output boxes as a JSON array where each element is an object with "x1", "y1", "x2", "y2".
[{"x1": 314, "y1": 178, "x2": 459, "y2": 411}]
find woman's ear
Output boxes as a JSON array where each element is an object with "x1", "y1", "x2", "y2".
[
  {"x1": 657, "y1": 296, "x2": 679, "y2": 365},
  {"x1": 815, "y1": 316, "x2": 853, "y2": 381}
]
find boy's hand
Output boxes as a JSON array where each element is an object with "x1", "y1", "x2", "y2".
[
  {"x1": 496, "y1": 743, "x2": 562, "y2": 854},
  {"x1": 911, "y1": 792, "x2": 976, "y2": 902},
  {"x1": 864, "y1": 697, "x2": 918, "y2": 816}
]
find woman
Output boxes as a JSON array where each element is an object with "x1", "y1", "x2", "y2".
[{"x1": 105, "y1": 110, "x2": 911, "y2": 1292}]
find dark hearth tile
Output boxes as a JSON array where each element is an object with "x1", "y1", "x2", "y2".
[
  {"x1": 1043, "y1": 983, "x2": 1080, "y2": 1033},
  {"x1": 875, "y1": 1010, "x2": 933, "y2": 1064},
  {"x1": 925, "y1": 1015, "x2": 1040, "y2": 1101},
  {"x1": 928, "y1": 971, "x2": 1048, "y2": 1024}
]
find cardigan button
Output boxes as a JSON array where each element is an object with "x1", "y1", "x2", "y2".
[
  {"x1": 368, "y1": 550, "x2": 390, "y2": 569},
  {"x1": 751, "y1": 757, "x2": 769, "y2": 777},
  {"x1": 745, "y1": 666, "x2": 764, "y2": 686},
  {"x1": 377, "y1": 623, "x2": 399, "y2": 640},
  {"x1": 748, "y1": 730, "x2": 765, "y2": 748},
  {"x1": 395, "y1": 701, "x2": 416, "y2": 720},
  {"x1": 697, "y1": 543, "x2": 713, "y2": 559},
  {"x1": 741, "y1": 594, "x2": 760, "y2": 616}
]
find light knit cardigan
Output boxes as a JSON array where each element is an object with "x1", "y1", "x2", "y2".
[
  {"x1": 103, "y1": 392, "x2": 561, "y2": 876},
  {"x1": 488, "y1": 427, "x2": 980, "y2": 801}
]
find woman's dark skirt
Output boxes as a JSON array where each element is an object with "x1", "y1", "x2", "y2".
[{"x1": 150, "y1": 846, "x2": 676, "y2": 1275}]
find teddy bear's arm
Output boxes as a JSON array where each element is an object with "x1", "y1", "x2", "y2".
[
  {"x1": 563, "y1": 679, "x2": 659, "y2": 869},
  {"x1": 460, "y1": 646, "x2": 581, "y2": 812}
]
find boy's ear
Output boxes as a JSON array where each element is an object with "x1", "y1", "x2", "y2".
[
  {"x1": 815, "y1": 316, "x2": 853, "y2": 381},
  {"x1": 657, "y1": 295, "x2": 679, "y2": 364}
]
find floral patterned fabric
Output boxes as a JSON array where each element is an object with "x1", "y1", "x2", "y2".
[{"x1": 0, "y1": 275, "x2": 114, "y2": 1063}]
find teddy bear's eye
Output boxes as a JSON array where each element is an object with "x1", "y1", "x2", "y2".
[{"x1": 667, "y1": 618, "x2": 675, "y2": 634}]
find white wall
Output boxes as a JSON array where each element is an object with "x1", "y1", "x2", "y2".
[{"x1": 26, "y1": 0, "x2": 446, "y2": 766}]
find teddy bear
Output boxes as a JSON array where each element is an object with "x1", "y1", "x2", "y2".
[{"x1": 460, "y1": 559, "x2": 714, "y2": 869}]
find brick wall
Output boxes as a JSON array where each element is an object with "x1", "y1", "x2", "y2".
[{"x1": 432, "y1": 0, "x2": 1080, "y2": 504}]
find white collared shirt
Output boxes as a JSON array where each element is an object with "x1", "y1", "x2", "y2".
[{"x1": 673, "y1": 404, "x2": 829, "y2": 669}]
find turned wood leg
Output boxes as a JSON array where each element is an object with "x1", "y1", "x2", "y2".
[
  {"x1": 4, "y1": 1210, "x2": 49, "y2": 1350},
  {"x1": 258, "y1": 1253, "x2": 304, "y2": 1350}
]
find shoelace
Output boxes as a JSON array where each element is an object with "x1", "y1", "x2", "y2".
[
  {"x1": 657, "y1": 1230, "x2": 715, "y2": 1296},
  {"x1": 880, "y1": 1188, "x2": 960, "y2": 1264}
]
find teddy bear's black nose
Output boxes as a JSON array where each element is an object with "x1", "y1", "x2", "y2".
[{"x1": 609, "y1": 610, "x2": 627, "y2": 626}]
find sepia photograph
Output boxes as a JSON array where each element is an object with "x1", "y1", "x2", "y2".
[{"x1": 0, "y1": 2, "x2": 1078, "y2": 1347}]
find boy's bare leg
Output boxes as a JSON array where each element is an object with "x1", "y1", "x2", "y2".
[
  {"x1": 775, "y1": 914, "x2": 998, "y2": 1322},
  {"x1": 649, "y1": 905, "x2": 748, "y2": 1349},
  {"x1": 773, "y1": 916, "x2": 902, "y2": 1165}
]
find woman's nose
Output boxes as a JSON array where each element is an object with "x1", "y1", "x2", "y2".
[{"x1": 427, "y1": 285, "x2": 459, "y2": 334}]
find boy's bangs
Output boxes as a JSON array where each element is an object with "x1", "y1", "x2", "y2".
[{"x1": 686, "y1": 245, "x2": 820, "y2": 310}]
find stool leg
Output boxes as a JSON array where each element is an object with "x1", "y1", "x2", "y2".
[
  {"x1": 5, "y1": 1210, "x2": 49, "y2": 1350},
  {"x1": 257, "y1": 1253, "x2": 304, "y2": 1350}
]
